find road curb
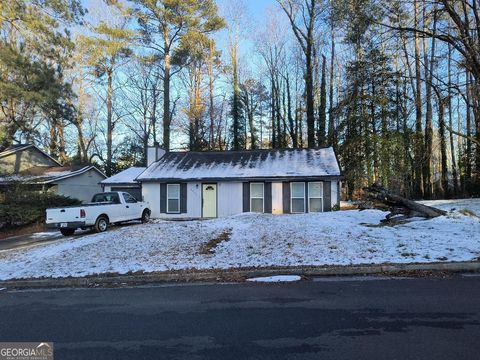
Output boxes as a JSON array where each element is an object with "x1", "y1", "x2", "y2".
[{"x1": 0, "y1": 261, "x2": 479, "y2": 289}]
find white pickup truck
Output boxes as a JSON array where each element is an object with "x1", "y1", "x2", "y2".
[{"x1": 46, "y1": 192, "x2": 151, "y2": 236}]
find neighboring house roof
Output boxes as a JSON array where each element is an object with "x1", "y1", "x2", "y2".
[
  {"x1": 100, "y1": 167, "x2": 146, "y2": 185},
  {"x1": 137, "y1": 147, "x2": 341, "y2": 182},
  {"x1": 0, "y1": 143, "x2": 62, "y2": 166},
  {"x1": 0, "y1": 165, "x2": 106, "y2": 185}
]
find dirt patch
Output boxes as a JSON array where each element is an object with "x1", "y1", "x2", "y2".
[
  {"x1": 199, "y1": 228, "x2": 232, "y2": 255},
  {"x1": 458, "y1": 208, "x2": 479, "y2": 218},
  {"x1": 0, "y1": 223, "x2": 45, "y2": 240}
]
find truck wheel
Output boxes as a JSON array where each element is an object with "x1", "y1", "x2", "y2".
[
  {"x1": 141, "y1": 209, "x2": 151, "y2": 223},
  {"x1": 60, "y1": 228, "x2": 75, "y2": 236},
  {"x1": 94, "y1": 216, "x2": 109, "y2": 233}
]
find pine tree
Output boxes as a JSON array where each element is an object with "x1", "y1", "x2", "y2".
[
  {"x1": 0, "y1": 0, "x2": 84, "y2": 149},
  {"x1": 78, "y1": 5, "x2": 135, "y2": 176},
  {"x1": 130, "y1": 0, "x2": 224, "y2": 151}
]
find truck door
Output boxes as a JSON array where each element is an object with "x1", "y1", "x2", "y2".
[{"x1": 122, "y1": 192, "x2": 141, "y2": 220}]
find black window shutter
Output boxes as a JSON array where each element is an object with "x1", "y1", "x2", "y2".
[
  {"x1": 243, "y1": 182, "x2": 250, "y2": 212},
  {"x1": 264, "y1": 182, "x2": 272, "y2": 213},
  {"x1": 282, "y1": 182, "x2": 290, "y2": 214},
  {"x1": 323, "y1": 181, "x2": 331, "y2": 212},
  {"x1": 305, "y1": 182, "x2": 309, "y2": 213},
  {"x1": 180, "y1": 183, "x2": 187, "y2": 213},
  {"x1": 160, "y1": 183, "x2": 167, "y2": 213}
]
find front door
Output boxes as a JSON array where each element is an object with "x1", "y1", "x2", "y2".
[{"x1": 202, "y1": 184, "x2": 217, "y2": 218}]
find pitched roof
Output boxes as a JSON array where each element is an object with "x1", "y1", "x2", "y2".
[
  {"x1": 137, "y1": 147, "x2": 341, "y2": 181},
  {"x1": 100, "y1": 167, "x2": 146, "y2": 185},
  {"x1": 0, "y1": 165, "x2": 106, "y2": 184},
  {"x1": 0, "y1": 143, "x2": 61, "y2": 166}
]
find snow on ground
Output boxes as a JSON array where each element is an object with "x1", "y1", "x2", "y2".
[
  {"x1": 421, "y1": 198, "x2": 480, "y2": 215},
  {"x1": 247, "y1": 275, "x2": 302, "y2": 282},
  {"x1": 30, "y1": 232, "x2": 57, "y2": 239},
  {"x1": 0, "y1": 200, "x2": 479, "y2": 280}
]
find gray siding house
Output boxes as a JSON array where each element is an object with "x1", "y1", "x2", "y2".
[
  {"x1": 0, "y1": 144, "x2": 106, "y2": 203},
  {"x1": 137, "y1": 146, "x2": 342, "y2": 219}
]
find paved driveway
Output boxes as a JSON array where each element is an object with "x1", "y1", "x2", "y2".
[{"x1": 0, "y1": 221, "x2": 142, "y2": 251}]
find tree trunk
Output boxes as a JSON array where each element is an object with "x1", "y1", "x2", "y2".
[
  {"x1": 271, "y1": 76, "x2": 276, "y2": 148},
  {"x1": 275, "y1": 76, "x2": 283, "y2": 147},
  {"x1": 248, "y1": 92, "x2": 257, "y2": 149},
  {"x1": 305, "y1": 44, "x2": 315, "y2": 147},
  {"x1": 363, "y1": 183, "x2": 447, "y2": 220},
  {"x1": 466, "y1": 71, "x2": 473, "y2": 184},
  {"x1": 208, "y1": 41, "x2": 215, "y2": 150},
  {"x1": 422, "y1": 4, "x2": 437, "y2": 199},
  {"x1": 318, "y1": 54, "x2": 327, "y2": 147},
  {"x1": 413, "y1": 0, "x2": 424, "y2": 198},
  {"x1": 286, "y1": 74, "x2": 296, "y2": 148},
  {"x1": 106, "y1": 67, "x2": 113, "y2": 177},
  {"x1": 448, "y1": 44, "x2": 459, "y2": 195},
  {"x1": 232, "y1": 43, "x2": 240, "y2": 150},
  {"x1": 163, "y1": 32, "x2": 171, "y2": 151},
  {"x1": 49, "y1": 119, "x2": 58, "y2": 158},
  {"x1": 57, "y1": 119, "x2": 67, "y2": 164},
  {"x1": 438, "y1": 96, "x2": 449, "y2": 198},
  {"x1": 328, "y1": 25, "x2": 335, "y2": 148}
]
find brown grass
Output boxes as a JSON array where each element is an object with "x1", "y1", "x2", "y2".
[
  {"x1": 199, "y1": 229, "x2": 232, "y2": 255},
  {"x1": 458, "y1": 208, "x2": 479, "y2": 218}
]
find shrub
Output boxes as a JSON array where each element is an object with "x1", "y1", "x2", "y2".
[{"x1": 0, "y1": 185, "x2": 81, "y2": 231}]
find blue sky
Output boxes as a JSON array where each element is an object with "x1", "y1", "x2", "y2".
[{"x1": 77, "y1": 0, "x2": 282, "y2": 150}]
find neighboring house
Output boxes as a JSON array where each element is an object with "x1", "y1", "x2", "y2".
[
  {"x1": 137, "y1": 146, "x2": 342, "y2": 219},
  {"x1": 0, "y1": 144, "x2": 61, "y2": 172},
  {"x1": 100, "y1": 167, "x2": 146, "y2": 201},
  {"x1": 0, "y1": 144, "x2": 106, "y2": 203}
]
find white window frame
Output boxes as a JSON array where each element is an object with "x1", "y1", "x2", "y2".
[
  {"x1": 290, "y1": 182, "x2": 305, "y2": 214},
  {"x1": 308, "y1": 182, "x2": 323, "y2": 213},
  {"x1": 167, "y1": 184, "x2": 180, "y2": 214},
  {"x1": 250, "y1": 182, "x2": 264, "y2": 213}
]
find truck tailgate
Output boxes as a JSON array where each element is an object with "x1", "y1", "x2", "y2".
[{"x1": 46, "y1": 207, "x2": 83, "y2": 224}]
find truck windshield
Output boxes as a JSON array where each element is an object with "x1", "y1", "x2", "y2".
[{"x1": 91, "y1": 193, "x2": 120, "y2": 204}]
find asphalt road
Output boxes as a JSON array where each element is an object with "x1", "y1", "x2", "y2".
[{"x1": 0, "y1": 276, "x2": 479, "y2": 359}]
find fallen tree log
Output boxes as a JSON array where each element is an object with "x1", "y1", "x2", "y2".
[{"x1": 362, "y1": 183, "x2": 447, "y2": 222}]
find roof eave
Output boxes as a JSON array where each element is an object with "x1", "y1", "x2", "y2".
[
  {"x1": 43, "y1": 166, "x2": 106, "y2": 184},
  {"x1": 138, "y1": 174, "x2": 342, "y2": 183}
]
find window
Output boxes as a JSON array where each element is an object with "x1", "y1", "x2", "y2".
[
  {"x1": 250, "y1": 183, "x2": 264, "y2": 213},
  {"x1": 167, "y1": 184, "x2": 180, "y2": 213},
  {"x1": 308, "y1": 182, "x2": 323, "y2": 212},
  {"x1": 92, "y1": 192, "x2": 120, "y2": 204},
  {"x1": 123, "y1": 193, "x2": 137, "y2": 203},
  {"x1": 290, "y1": 182, "x2": 305, "y2": 213}
]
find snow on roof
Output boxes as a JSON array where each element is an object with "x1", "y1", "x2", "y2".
[
  {"x1": 100, "y1": 167, "x2": 146, "y2": 185},
  {"x1": 0, "y1": 166, "x2": 105, "y2": 184},
  {"x1": 137, "y1": 147, "x2": 341, "y2": 181}
]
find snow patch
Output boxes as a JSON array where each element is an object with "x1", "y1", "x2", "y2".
[
  {"x1": 30, "y1": 232, "x2": 56, "y2": 239},
  {"x1": 247, "y1": 275, "x2": 302, "y2": 282}
]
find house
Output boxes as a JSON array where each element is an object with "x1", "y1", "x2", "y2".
[
  {"x1": 136, "y1": 145, "x2": 342, "y2": 219},
  {"x1": 0, "y1": 144, "x2": 106, "y2": 203},
  {"x1": 100, "y1": 167, "x2": 146, "y2": 201},
  {"x1": 0, "y1": 144, "x2": 61, "y2": 173}
]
